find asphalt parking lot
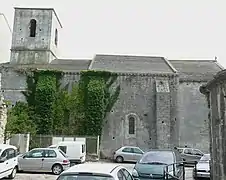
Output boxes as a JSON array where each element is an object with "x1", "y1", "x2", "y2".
[{"x1": 11, "y1": 162, "x2": 195, "y2": 180}]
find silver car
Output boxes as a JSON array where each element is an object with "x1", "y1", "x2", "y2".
[
  {"x1": 193, "y1": 154, "x2": 210, "y2": 179},
  {"x1": 176, "y1": 147, "x2": 204, "y2": 164},
  {"x1": 18, "y1": 148, "x2": 70, "y2": 175},
  {"x1": 113, "y1": 146, "x2": 144, "y2": 163}
]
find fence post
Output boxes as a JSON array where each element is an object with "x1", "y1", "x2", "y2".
[{"x1": 97, "y1": 136, "x2": 100, "y2": 158}]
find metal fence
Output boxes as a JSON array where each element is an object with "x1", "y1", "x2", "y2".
[
  {"x1": 164, "y1": 161, "x2": 198, "y2": 180},
  {"x1": 29, "y1": 134, "x2": 100, "y2": 156}
]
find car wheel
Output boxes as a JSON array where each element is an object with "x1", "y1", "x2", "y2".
[
  {"x1": 8, "y1": 167, "x2": 17, "y2": 179},
  {"x1": 115, "y1": 156, "x2": 124, "y2": 163},
  {"x1": 52, "y1": 164, "x2": 63, "y2": 175}
]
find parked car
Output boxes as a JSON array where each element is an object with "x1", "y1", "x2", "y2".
[
  {"x1": 49, "y1": 141, "x2": 86, "y2": 165},
  {"x1": 113, "y1": 146, "x2": 144, "y2": 163},
  {"x1": 193, "y1": 153, "x2": 210, "y2": 179},
  {"x1": 17, "y1": 148, "x2": 70, "y2": 175},
  {"x1": 132, "y1": 149, "x2": 183, "y2": 179},
  {"x1": 176, "y1": 147, "x2": 204, "y2": 164},
  {"x1": 57, "y1": 162, "x2": 134, "y2": 180},
  {"x1": 0, "y1": 144, "x2": 18, "y2": 179}
]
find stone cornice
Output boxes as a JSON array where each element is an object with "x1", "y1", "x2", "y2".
[
  {"x1": 62, "y1": 71, "x2": 179, "y2": 77},
  {"x1": 0, "y1": 65, "x2": 179, "y2": 77}
]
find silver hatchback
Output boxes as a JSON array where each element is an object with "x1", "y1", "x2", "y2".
[
  {"x1": 113, "y1": 146, "x2": 144, "y2": 163},
  {"x1": 18, "y1": 148, "x2": 70, "y2": 175}
]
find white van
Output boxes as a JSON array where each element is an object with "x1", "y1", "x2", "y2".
[
  {"x1": 49, "y1": 141, "x2": 86, "y2": 165},
  {"x1": 0, "y1": 144, "x2": 18, "y2": 179}
]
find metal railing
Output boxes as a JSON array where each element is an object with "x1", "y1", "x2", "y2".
[{"x1": 163, "y1": 161, "x2": 198, "y2": 180}]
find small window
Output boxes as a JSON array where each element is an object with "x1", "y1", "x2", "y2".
[
  {"x1": 54, "y1": 29, "x2": 58, "y2": 46},
  {"x1": 29, "y1": 19, "x2": 37, "y2": 37},
  {"x1": 46, "y1": 150, "x2": 57, "y2": 158},
  {"x1": 82, "y1": 144, "x2": 85, "y2": 153},
  {"x1": 58, "y1": 146, "x2": 67, "y2": 154},
  {"x1": 133, "y1": 148, "x2": 143, "y2": 154},
  {"x1": 122, "y1": 148, "x2": 133, "y2": 153},
  {"x1": 128, "y1": 116, "x2": 135, "y2": 134}
]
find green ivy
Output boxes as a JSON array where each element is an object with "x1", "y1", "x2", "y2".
[
  {"x1": 34, "y1": 71, "x2": 57, "y2": 134},
  {"x1": 6, "y1": 69, "x2": 120, "y2": 137},
  {"x1": 77, "y1": 70, "x2": 120, "y2": 136}
]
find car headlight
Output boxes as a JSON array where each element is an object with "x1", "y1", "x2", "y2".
[{"x1": 132, "y1": 169, "x2": 139, "y2": 177}]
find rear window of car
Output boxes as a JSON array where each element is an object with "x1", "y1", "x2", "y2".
[
  {"x1": 57, "y1": 174, "x2": 114, "y2": 180},
  {"x1": 200, "y1": 154, "x2": 210, "y2": 161},
  {"x1": 58, "y1": 149, "x2": 67, "y2": 157},
  {"x1": 139, "y1": 151, "x2": 174, "y2": 164}
]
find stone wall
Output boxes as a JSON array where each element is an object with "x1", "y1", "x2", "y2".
[
  {"x1": 200, "y1": 70, "x2": 226, "y2": 180},
  {"x1": 178, "y1": 81, "x2": 209, "y2": 152},
  {"x1": 100, "y1": 73, "x2": 179, "y2": 158},
  {"x1": 1, "y1": 67, "x2": 180, "y2": 158}
]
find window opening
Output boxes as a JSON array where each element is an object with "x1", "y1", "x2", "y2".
[
  {"x1": 55, "y1": 29, "x2": 58, "y2": 46},
  {"x1": 29, "y1": 19, "x2": 37, "y2": 37},
  {"x1": 128, "y1": 116, "x2": 135, "y2": 134}
]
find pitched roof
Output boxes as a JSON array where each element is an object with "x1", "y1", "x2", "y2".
[
  {"x1": 0, "y1": 59, "x2": 92, "y2": 72},
  {"x1": 169, "y1": 60, "x2": 224, "y2": 81},
  {"x1": 90, "y1": 54, "x2": 176, "y2": 74},
  {"x1": 50, "y1": 59, "x2": 91, "y2": 72}
]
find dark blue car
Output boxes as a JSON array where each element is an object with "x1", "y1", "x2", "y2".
[{"x1": 132, "y1": 149, "x2": 183, "y2": 180}]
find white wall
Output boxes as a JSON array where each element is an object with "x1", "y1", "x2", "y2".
[{"x1": 0, "y1": 13, "x2": 11, "y2": 63}]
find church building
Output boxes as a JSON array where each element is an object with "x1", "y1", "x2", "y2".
[{"x1": 0, "y1": 7, "x2": 224, "y2": 157}]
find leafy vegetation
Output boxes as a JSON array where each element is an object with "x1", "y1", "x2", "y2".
[{"x1": 5, "y1": 69, "x2": 120, "y2": 137}]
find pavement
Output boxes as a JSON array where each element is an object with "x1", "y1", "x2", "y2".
[{"x1": 11, "y1": 162, "x2": 195, "y2": 180}]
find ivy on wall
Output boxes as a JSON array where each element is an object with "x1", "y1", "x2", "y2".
[
  {"x1": 77, "y1": 70, "x2": 121, "y2": 136},
  {"x1": 6, "y1": 69, "x2": 120, "y2": 137}
]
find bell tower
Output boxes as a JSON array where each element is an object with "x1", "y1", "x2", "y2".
[{"x1": 10, "y1": 7, "x2": 62, "y2": 64}]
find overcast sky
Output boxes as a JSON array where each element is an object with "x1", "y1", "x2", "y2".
[{"x1": 1, "y1": 0, "x2": 226, "y2": 67}]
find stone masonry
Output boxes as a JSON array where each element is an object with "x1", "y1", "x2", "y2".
[
  {"x1": 200, "y1": 70, "x2": 226, "y2": 180},
  {"x1": 0, "y1": 7, "x2": 225, "y2": 157}
]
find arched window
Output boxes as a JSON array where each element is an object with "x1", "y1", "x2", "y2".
[
  {"x1": 29, "y1": 19, "x2": 37, "y2": 37},
  {"x1": 128, "y1": 116, "x2": 135, "y2": 134},
  {"x1": 54, "y1": 29, "x2": 58, "y2": 46}
]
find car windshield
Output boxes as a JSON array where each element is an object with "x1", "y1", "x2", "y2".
[
  {"x1": 139, "y1": 151, "x2": 174, "y2": 165},
  {"x1": 200, "y1": 154, "x2": 210, "y2": 162},
  {"x1": 57, "y1": 174, "x2": 114, "y2": 180}
]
